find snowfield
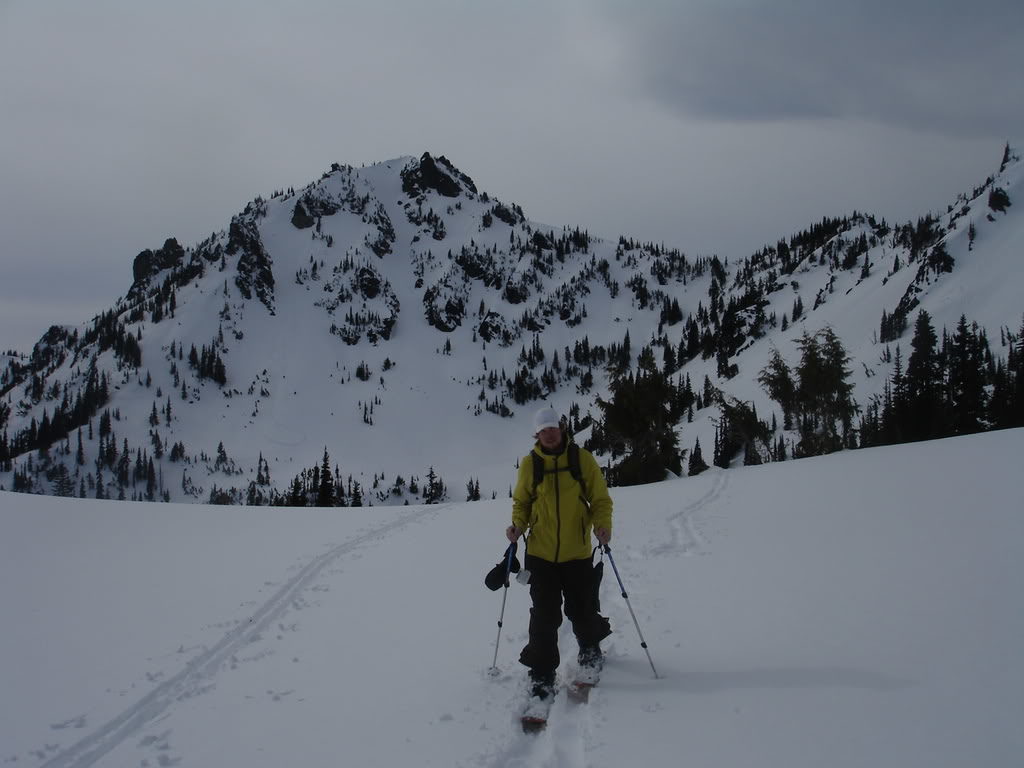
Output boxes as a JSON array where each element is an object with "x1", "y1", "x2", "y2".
[{"x1": 2, "y1": 428, "x2": 1022, "y2": 767}]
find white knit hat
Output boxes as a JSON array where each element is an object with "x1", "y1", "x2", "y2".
[{"x1": 533, "y1": 406, "x2": 561, "y2": 433}]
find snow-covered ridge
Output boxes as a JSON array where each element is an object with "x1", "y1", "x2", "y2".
[{"x1": 1, "y1": 147, "x2": 1021, "y2": 503}]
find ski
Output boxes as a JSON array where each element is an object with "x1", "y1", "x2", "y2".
[
  {"x1": 567, "y1": 659, "x2": 600, "y2": 703},
  {"x1": 518, "y1": 666, "x2": 597, "y2": 731},
  {"x1": 520, "y1": 714, "x2": 548, "y2": 734},
  {"x1": 520, "y1": 688, "x2": 555, "y2": 733},
  {"x1": 520, "y1": 700, "x2": 552, "y2": 733}
]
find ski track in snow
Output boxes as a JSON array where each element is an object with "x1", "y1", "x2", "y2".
[
  {"x1": 34, "y1": 505, "x2": 444, "y2": 768},
  {"x1": 481, "y1": 692, "x2": 591, "y2": 768},
  {"x1": 546, "y1": 696, "x2": 590, "y2": 768},
  {"x1": 647, "y1": 469, "x2": 726, "y2": 557},
  {"x1": 37, "y1": 472, "x2": 722, "y2": 767}
]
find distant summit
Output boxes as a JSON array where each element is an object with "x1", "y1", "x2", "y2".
[
  {"x1": 2, "y1": 145, "x2": 1021, "y2": 504},
  {"x1": 402, "y1": 152, "x2": 478, "y2": 199}
]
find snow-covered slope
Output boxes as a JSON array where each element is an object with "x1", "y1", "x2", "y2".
[
  {"x1": 2, "y1": 427, "x2": 1022, "y2": 767},
  {"x1": 2, "y1": 147, "x2": 1022, "y2": 503}
]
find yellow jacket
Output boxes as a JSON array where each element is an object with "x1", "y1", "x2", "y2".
[{"x1": 512, "y1": 443, "x2": 613, "y2": 563}]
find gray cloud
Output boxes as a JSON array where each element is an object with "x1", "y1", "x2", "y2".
[
  {"x1": 0, "y1": 0, "x2": 1015, "y2": 352},
  {"x1": 603, "y1": 0, "x2": 1024, "y2": 137}
]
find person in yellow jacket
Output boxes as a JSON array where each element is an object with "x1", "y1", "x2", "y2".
[{"x1": 505, "y1": 406, "x2": 613, "y2": 701}]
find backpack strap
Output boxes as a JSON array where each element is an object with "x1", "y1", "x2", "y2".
[
  {"x1": 530, "y1": 443, "x2": 590, "y2": 508},
  {"x1": 530, "y1": 449, "x2": 545, "y2": 497},
  {"x1": 567, "y1": 442, "x2": 588, "y2": 502}
]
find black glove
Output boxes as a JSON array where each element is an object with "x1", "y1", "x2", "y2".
[{"x1": 484, "y1": 542, "x2": 521, "y2": 590}]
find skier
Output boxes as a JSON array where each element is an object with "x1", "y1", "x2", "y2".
[{"x1": 506, "y1": 406, "x2": 613, "y2": 714}]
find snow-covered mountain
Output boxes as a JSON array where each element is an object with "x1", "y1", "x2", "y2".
[
  {"x1": 2, "y1": 428, "x2": 1022, "y2": 766},
  {"x1": 1, "y1": 147, "x2": 1022, "y2": 503}
]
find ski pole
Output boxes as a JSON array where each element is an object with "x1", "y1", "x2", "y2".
[
  {"x1": 489, "y1": 541, "x2": 518, "y2": 674},
  {"x1": 603, "y1": 544, "x2": 659, "y2": 679}
]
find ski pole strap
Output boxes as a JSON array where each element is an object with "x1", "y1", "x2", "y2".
[{"x1": 503, "y1": 541, "x2": 518, "y2": 585}]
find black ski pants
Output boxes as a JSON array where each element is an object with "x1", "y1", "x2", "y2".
[{"x1": 518, "y1": 554, "x2": 608, "y2": 675}]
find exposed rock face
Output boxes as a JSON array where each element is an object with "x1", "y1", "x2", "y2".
[
  {"x1": 423, "y1": 284, "x2": 466, "y2": 332},
  {"x1": 291, "y1": 200, "x2": 316, "y2": 229},
  {"x1": 292, "y1": 188, "x2": 344, "y2": 229},
  {"x1": 477, "y1": 311, "x2": 513, "y2": 345},
  {"x1": 356, "y1": 266, "x2": 381, "y2": 299},
  {"x1": 228, "y1": 217, "x2": 276, "y2": 314},
  {"x1": 132, "y1": 238, "x2": 186, "y2": 287},
  {"x1": 402, "y1": 153, "x2": 478, "y2": 199},
  {"x1": 315, "y1": 260, "x2": 400, "y2": 345}
]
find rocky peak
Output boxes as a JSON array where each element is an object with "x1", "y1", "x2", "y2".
[
  {"x1": 131, "y1": 238, "x2": 186, "y2": 292},
  {"x1": 401, "y1": 152, "x2": 478, "y2": 199}
]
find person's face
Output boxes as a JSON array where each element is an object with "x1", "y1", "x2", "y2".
[{"x1": 537, "y1": 426, "x2": 563, "y2": 452}]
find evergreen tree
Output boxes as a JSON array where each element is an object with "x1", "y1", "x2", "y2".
[
  {"x1": 316, "y1": 448, "x2": 335, "y2": 506},
  {"x1": 946, "y1": 315, "x2": 987, "y2": 435},
  {"x1": 760, "y1": 328, "x2": 857, "y2": 457},
  {"x1": 288, "y1": 476, "x2": 306, "y2": 507},
  {"x1": 688, "y1": 437, "x2": 709, "y2": 476},
  {"x1": 424, "y1": 468, "x2": 446, "y2": 504},
  {"x1": 793, "y1": 328, "x2": 857, "y2": 455},
  {"x1": 886, "y1": 345, "x2": 907, "y2": 445},
  {"x1": 594, "y1": 367, "x2": 681, "y2": 485},
  {"x1": 1011, "y1": 315, "x2": 1024, "y2": 427},
  {"x1": 758, "y1": 348, "x2": 796, "y2": 430},
  {"x1": 903, "y1": 310, "x2": 940, "y2": 441},
  {"x1": 715, "y1": 397, "x2": 769, "y2": 467},
  {"x1": 743, "y1": 441, "x2": 762, "y2": 466}
]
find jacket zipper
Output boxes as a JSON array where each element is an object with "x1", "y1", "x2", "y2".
[{"x1": 553, "y1": 453, "x2": 561, "y2": 563}]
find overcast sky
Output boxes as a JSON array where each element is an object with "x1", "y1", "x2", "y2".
[{"x1": 2, "y1": 0, "x2": 1021, "y2": 353}]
